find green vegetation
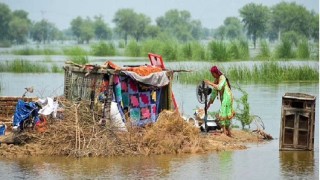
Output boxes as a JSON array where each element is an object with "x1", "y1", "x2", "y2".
[
  {"x1": 63, "y1": 46, "x2": 89, "y2": 65},
  {"x1": 11, "y1": 47, "x2": 60, "y2": 55},
  {"x1": 178, "y1": 62, "x2": 319, "y2": 84},
  {"x1": 125, "y1": 40, "x2": 141, "y2": 57},
  {"x1": 0, "y1": 1, "x2": 318, "y2": 47},
  {"x1": 257, "y1": 40, "x2": 271, "y2": 60},
  {"x1": 51, "y1": 64, "x2": 63, "y2": 73},
  {"x1": 0, "y1": 60, "x2": 64, "y2": 73},
  {"x1": 240, "y1": 3, "x2": 270, "y2": 49},
  {"x1": 234, "y1": 85, "x2": 252, "y2": 129},
  {"x1": 0, "y1": 60, "x2": 49, "y2": 73},
  {"x1": 91, "y1": 41, "x2": 116, "y2": 56},
  {"x1": 208, "y1": 41, "x2": 230, "y2": 61}
]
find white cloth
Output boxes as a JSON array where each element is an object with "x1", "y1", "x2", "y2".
[
  {"x1": 110, "y1": 102, "x2": 127, "y2": 131},
  {"x1": 38, "y1": 97, "x2": 59, "y2": 117}
]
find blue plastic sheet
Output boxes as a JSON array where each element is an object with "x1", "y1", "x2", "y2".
[{"x1": 13, "y1": 99, "x2": 40, "y2": 127}]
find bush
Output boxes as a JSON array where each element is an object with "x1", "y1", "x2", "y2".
[
  {"x1": 297, "y1": 40, "x2": 310, "y2": 59},
  {"x1": 91, "y1": 41, "x2": 116, "y2": 56},
  {"x1": 63, "y1": 46, "x2": 89, "y2": 65},
  {"x1": 124, "y1": 40, "x2": 141, "y2": 57},
  {"x1": 208, "y1": 41, "x2": 230, "y2": 61},
  {"x1": 257, "y1": 40, "x2": 271, "y2": 59}
]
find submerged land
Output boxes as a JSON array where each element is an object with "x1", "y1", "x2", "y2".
[{"x1": 0, "y1": 100, "x2": 271, "y2": 159}]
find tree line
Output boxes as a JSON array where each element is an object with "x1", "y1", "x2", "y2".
[{"x1": 0, "y1": 2, "x2": 318, "y2": 46}]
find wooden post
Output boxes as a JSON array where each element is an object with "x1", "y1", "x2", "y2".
[{"x1": 101, "y1": 74, "x2": 114, "y2": 125}]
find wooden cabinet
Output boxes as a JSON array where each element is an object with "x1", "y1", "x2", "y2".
[{"x1": 280, "y1": 93, "x2": 316, "y2": 151}]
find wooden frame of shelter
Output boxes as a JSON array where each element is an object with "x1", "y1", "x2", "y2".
[{"x1": 63, "y1": 62, "x2": 175, "y2": 125}]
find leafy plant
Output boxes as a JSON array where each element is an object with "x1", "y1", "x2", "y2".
[
  {"x1": 234, "y1": 85, "x2": 252, "y2": 129},
  {"x1": 91, "y1": 41, "x2": 116, "y2": 56},
  {"x1": 63, "y1": 46, "x2": 89, "y2": 65}
]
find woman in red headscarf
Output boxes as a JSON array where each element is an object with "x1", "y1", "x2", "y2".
[{"x1": 204, "y1": 66, "x2": 235, "y2": 137}]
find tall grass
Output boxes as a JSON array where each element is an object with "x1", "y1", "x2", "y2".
[
  {"x1": 208, "y1": 41, "x2": 230, "y2": 61},
  {"x1": 51, "y1": 64, "x2": 63, "y2": 73},
  {"x1": 257, "y1": 40, "x2": 271, "y2": 60},
  {"x1": 91, "y1": 41, "x2": 116, "y2": 56},
  {"x1": 229, "y1": 40, "x2": 249, "y2": 60},
  {"x1": 297, "y1": 40, "x2": 310, "y2": 59},
  {"x1": 275, "y1": 39, "x2": 295, "y2": 59},
  {"x1": 125, "y1": 40, "x2": 141, "y2": 57},
  {"x1": 177, "y1": 62, "x2": 318, "y2": 84},
  {"x1": 11, "y1": 47, "x2": 60, "y2": 55},
  {"x1": 0, "y1": 60, "x2": 49, "y2": 73},
  {"x1": 179, "y1": 41, "x2": 206, "y2": 60},
  {"x1": 63, "y1": 46, "x2": 89, "y2": 65},
  {"x1": 140, "y1": 39, "x2": 179, "y2": 60}
]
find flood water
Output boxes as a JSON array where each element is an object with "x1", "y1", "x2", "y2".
[{"x1": 0, "y1": 61, "x2": 319, "y2": 179}]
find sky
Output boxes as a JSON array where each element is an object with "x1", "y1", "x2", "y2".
[{"x1": 1, "y1": 0, "x2": 318, "y2": 30}]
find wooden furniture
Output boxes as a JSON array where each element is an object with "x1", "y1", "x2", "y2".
[{"x1": 280, "y1": 93, "x2": 316, "y2": 151}]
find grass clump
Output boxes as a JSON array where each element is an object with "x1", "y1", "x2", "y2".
[
  {"x1": 12, "y1": 47, "x2": 59, "y2": 55},
  {"x1": 124, "y1": 40, "x2": 141, "y2": 57},
  {"x1": 91, "y1": 41, "x2": 116, "y2": 56},
  {"x1": 63, "y1": 46, "x2": 89, "y2": 65},
  {"x1": 0, "y1": 60, "x2": 49, "y2": 73},
  {"x1": 179, "y1": 41, "x2": 206, "y2": 61},
  {"x1": 208, "y1": 41, "x2": 230, "y2": 61},
  {"x1": 51, "y1": 64, "x2": 63, "y2": 73},
  {"x1": 297, "y1": 40, "x2": 310, "y2": 59},
  {"x1": 256, "y1": 40, "x2": 271, "y2": 60},
  {"x1": 177, "y1": 62, "x2": 318, "y2": 84}
]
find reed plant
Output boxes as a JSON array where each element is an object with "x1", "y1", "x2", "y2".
[
  {"x1": 0, "y1": 60, "x2": 49, "y2": 73},
  {"x1": 51, "y1": 64, "x2": 63, "y2": 73},
  {"x1": 91, "y1": 41, "x2": 116, "y2": 56},
  {"x1": 297, "y1": 40, "x2": 310, "y2": 59},
  {"x1": 140, "y1": 39, "x2": 179, "y2": 61},
  {"x1": 161, "y1": 40, "x2": 178, "y2": 61},
  {"x1": 275, "y1": 39, "x2": 295, "y2": 59},
  {"x1": 180, "y1": 41, "x2": 206, "y2": 61},
  {"x1": 63, "y1": 46, "x2": 89, "y2": 65},
  {"x1": 229, "y1": 40, "x2": 249, "y2": 60},
  {"x1": 207, "y1": 41, "x2": 230, "y2": 61},
  {"x1": 177, "y1": 62, "x2": 318, "y2": 84},
  {"x1": 124, "y1": 40, "x2": 141, "y2": 57},
  {"x1": 141, "y1": 39, "x2": 163, "y2": 56},
  {"x1": 12, "y1": 47, "x2": 59, "y2": 55},
  {"x1": 256, "y1": 40, "x2": 271, "y2": 60}
]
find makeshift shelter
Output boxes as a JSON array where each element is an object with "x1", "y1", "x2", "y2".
[{"x1": 63, "y1": 59, "x2": 175, "y2": 126}]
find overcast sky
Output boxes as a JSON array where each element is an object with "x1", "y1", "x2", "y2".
[{"x1": 1, "y1": 0, "x2": 318, "y2": 30}]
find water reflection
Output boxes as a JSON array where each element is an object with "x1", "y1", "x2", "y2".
[
  {"x1": 280, "y1": 151, "x2": 316, "y2": 178},
  {"x1": 218, "y1": 151, "x2": 233, "y2": 180}
]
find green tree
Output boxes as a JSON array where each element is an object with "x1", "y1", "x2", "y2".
[
  {"x1": 270, "y1": 2, "x2": 314, "y2": 40},
  {"x1": 240, "y1": 3, "x2": 270, "y2": 48},
  {"x1": 113, "y1": 9, "x2": 138, "y2": 45},
  {"x1": 80, "y1": 18, "x2": 94, "y2": 44},
  {"x1": 156, "y1": 9, "x2": 203, "y2": 42},
  {"x1": 70, "y1": 16, "x2": 94, "y2": 44},
  {"x1": 9, "y1": 10, "x2": 31, "y2": 44},
  {"x1": 131, "y1": 13, "x2": 151, "y2": 42},
  {"x1": 214, "y1": 26, "x2": 226, "y2": 40},
  {"x1": 0, "y1": 3, "x2": 11, "y2": 41},
  {"x1": 215, "y1": 17, "x2": 244, "y2": 40},
  {"x1": 310, "y1": 12, "x2": 319, "y2": 41},
  {"x1": 70, "y1": 16, "x2": 83, "y2": 43},
  {"x1": 30, "y1": 19, "x2": 58, "y2": 44},
  {"x1": 145, "y1": 25, "x2": 160, "y2": 38},
  {"x1": 224, "y1": 17, "x2": 244, "y2": 40},
  {"x1": 93, "y1": 15, "x2": 112, "y2": 40}
]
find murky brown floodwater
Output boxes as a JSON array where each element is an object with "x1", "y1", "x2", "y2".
[{"x1": 0, "y1": 62, "x2": 318, "y2": 179}]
